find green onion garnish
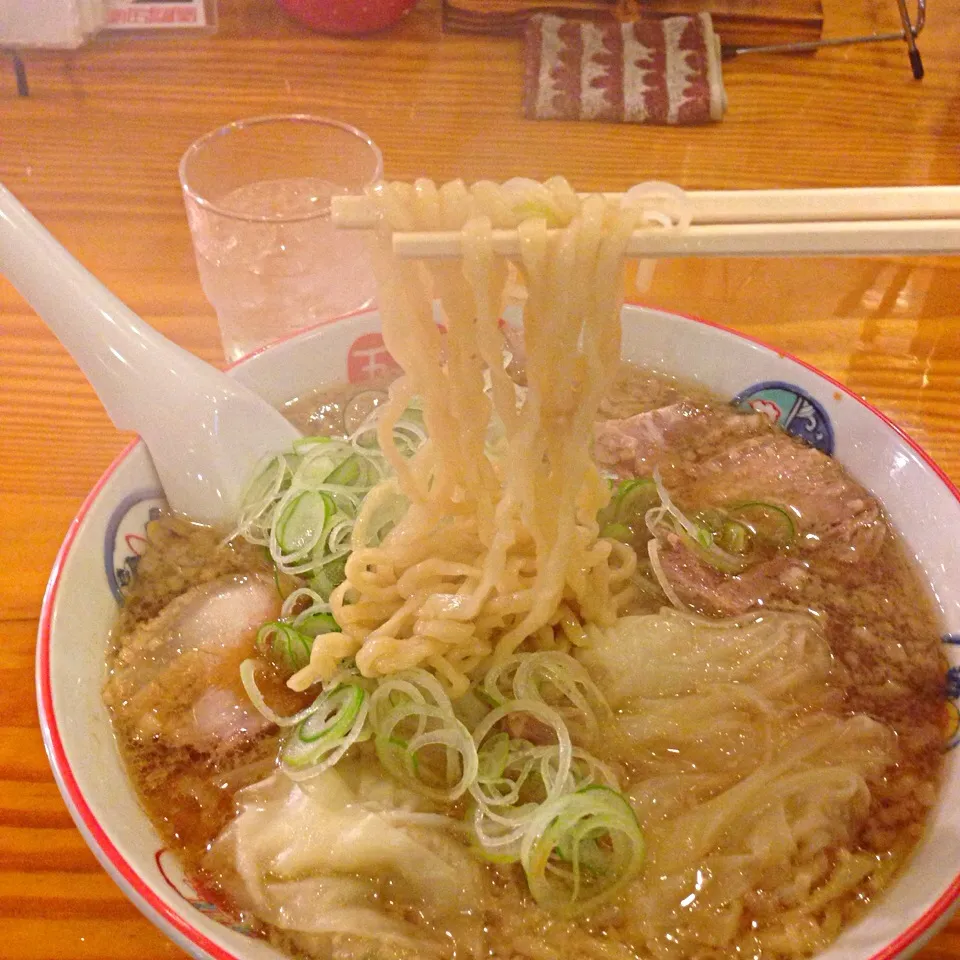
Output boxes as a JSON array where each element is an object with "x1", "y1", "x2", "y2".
[
  {"x1": 369, "y1": 670, "x2": 479, "y2": 802},
  {"x1": 256, "y1": 620, "x2": 315, "y2": 673},
  {"x1": 281, "y1": 681, "x2": 369, "y2": 778},
  {"x1": 520, "y1": 786, "x2": 646, "y2": 916}
]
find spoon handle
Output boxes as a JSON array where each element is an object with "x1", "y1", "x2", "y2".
[
  {"x1": 0, "y1": 182, "x2": 301, "y2": 525},
  {"x1": 0, "y1": 182, "x2": 207, "y2": 428}
]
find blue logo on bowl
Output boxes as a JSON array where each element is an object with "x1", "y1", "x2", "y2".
[
  {"x1": 732, "y1": 381, "x2": 834, "y2": 455},
  {"x1": 104, "y1": 490, "x2": 166, "y2": 604},
  {"x1": 943, "y1": 634, "x2": 960, "y2": 750}
]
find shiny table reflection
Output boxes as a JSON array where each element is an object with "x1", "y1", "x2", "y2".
[{"x1": 637, "y1": 256, "x2": 960, "y2": 483}]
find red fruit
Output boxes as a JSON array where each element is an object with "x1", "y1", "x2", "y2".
[{"x1": 278, "y1": 0, "x2": 417, "y2": 35}]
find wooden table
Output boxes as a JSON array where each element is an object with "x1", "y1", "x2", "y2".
[{"x1": 2, "y1": 0, "x2": 959, "y2": 956}]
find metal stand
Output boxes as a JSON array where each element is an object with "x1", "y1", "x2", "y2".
[
  {"x1": 726, "y1": 0, "x2": 926, "y2": 79},
  {"x1": 5, "y1": 51, "x2": 29, "y2": 96}
]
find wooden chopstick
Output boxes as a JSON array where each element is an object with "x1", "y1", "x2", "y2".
[
  {"x1": 392, "y1": 219, "x2": 960, "y2": 260},
  {"x1": 645, "y1": 186, "x2": 960, "y2": 225},
  {"x1": 333, "y1": 186, "x2": 960, "y2": 228},
  {"x1": 331, "y1": 186, "x2": 960, "y2": 259}
]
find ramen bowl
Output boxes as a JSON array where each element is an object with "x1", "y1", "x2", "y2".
[{"x1": 37, "y1": 305, "x2": 960, "y2": 960}]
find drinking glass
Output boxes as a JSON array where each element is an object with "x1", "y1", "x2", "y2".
[{"x1": 179, "y1": 115, "x2": 383, "y2": 361}]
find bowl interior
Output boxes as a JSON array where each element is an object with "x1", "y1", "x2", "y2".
[{"x1": 39, "y1": 305, "x2": 960, "y2": 960}]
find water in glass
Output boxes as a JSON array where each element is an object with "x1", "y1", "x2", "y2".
[{"x1": 191, "y1": 176, "x2": 376, "y2": 361}]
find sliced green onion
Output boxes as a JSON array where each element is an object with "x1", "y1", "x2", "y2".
[
  {"x1": 483, "y1": 653, "x2": 611, "y2": 743},
  {"x1": 292, "y1": 454, "x2": 338, "y2": 488},
  {"x1": 330, "y1": 457, "x2": 377, "y2": 489},
  {"x1": 513, "y1": 652, "x2": 612, "y2": 739},
  {"x1": 297, "y1": 690, "x2": 361, "y2": 743},
  {"x1": 676, "y1": 528, "x2": 750, "y2": 575},
  {"x1": 282, "y1": 681, "x2": 369, "y2": 777},
  {"x1": 350, "y1": 478, "x2": 410, "y2": 549},
  {"x1": 472, "y1": 700, "x2": 572, "y2": 801},
  {"x1": 477, "y1": 731, "x2": 511, "y2": 780},
  {"x1": 349, "y1": 410, "x2": 428, "y2": 458},
  {"x1": 227, "y1": 454, "x2": 291, "y2": 545},
  {"x1": 234, "y1": 435, "x2": 396, "y2": 586},
  {"x1": 469, "y1": 799, "x2": 540, "y2": 863},
  {"x1": 520, "y1": 786, "x2": 646, "y2": 916},
  {"x1": 474, "y1": 737, "x2": 544, "y2": 808},
  {"x1": 481, "y1": 658, "x2": 523, "y2": 706},
  {"x1": 469, "y1": 745, "x2": 622, "y2": 869},
  {"x1": 650, "y1": 470, "x2": 751, "y2": 574},
  {"x1": 597, "y1": 477, "x2": 660, "y2": 542},
  {"x1": 373, "y1": 700, "x2": 478, "y2": 801},
  {"x1": 272, "y1": 562, "x2": 294, "y2": 601},
  {"x1": 274, "y1": 490, "x2": 334, "y2": 558},
  {"x1": 550, "y1": 748, "x2": 620, "y2": 794},
  {"x1": 311, "y1": 553, "x2": 348, "y2": 600},
  {"x1": 292, "y1": 435, "x2": 333, "y2": 453},
  {"x1": 239, "y1": 658, "x2": 324, "y2": 728},
  {"x1": 600, "y1": 522, "x2": 632, "y2": 542},
  {"x1": 614, "y1": 478, "x2": 659, "y2": 520},
  {"x1": 406, "y1": 725, "x2": 479, "y2": 799},
  {"x1": 468, "y1": 655, "x2": 626, "y2": 882},
  {"x1": 652, "y1": 468, "x2": 706, "y2": 545},
  {"x1": 281, "y1": 586, "x2": 333, "y2": 627},
  {"x1": 244, "y1": 455, "x2": 288, "y2": 513},
  {"x1": 256, "y1": 620, "x2": 315, "y2": 673},
  {"x1": 669, "y1": 500, "x2": 797, "y2": 575},
  {"x1": 469, "y1": 824, "x2": 527, "y2": 864},
  {"x1": 718, "y1": 519, "x2": 749, "y2": 554},
  {"x1": 326, "y1": 453, "x2": 363, "y2": 486},
  {"x1": 370, "y1": 669, "x2": 457, "y2": 722},
  {"x1": 726, "y1": 500, "x2": 797, "y2": 546},
  {"x1": 369, "y1": 671, "x2": 479, "y2": 802},
  {"x1": 296, "y1": 611, "x2": 339, "y2": 638},
  {"x1": 511, "y1": 198, "x2": 564, "y2": 226}
]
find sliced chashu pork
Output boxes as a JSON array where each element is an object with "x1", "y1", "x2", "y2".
[
  {"x1": 595, "y1": 404, "x2": 887, "y2": 615},
  {"x1": 105, "y1": 573, "x2": 281, "y2": 755}
]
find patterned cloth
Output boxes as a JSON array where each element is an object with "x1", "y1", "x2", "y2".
[{"x1": 523, "y1": 12, "x2": 727, "y2": 124}]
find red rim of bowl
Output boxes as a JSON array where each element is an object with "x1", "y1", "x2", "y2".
[{"x1": 36, "y1": 305, "x2": 960, "y2": 960}]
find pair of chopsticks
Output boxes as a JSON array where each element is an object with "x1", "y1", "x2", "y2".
[{"x1": 331, "y1": 186, "x2": 960, "y2": 259}]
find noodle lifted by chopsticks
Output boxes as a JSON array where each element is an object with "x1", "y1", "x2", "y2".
[{"x1": 293, "y1": 177, "x2": 689, "y2": 695}]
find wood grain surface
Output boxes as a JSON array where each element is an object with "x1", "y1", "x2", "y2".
[
  {"x1": 441, "y1": 0, "x2": 825, "y2": 45},
  {"x1": 1, "y1": 0, "x2": 959, "y2": 956}
]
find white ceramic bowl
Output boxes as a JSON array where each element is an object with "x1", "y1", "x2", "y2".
[{"x1": 37, "y1": 305, "x2": 960, "y2": 960}]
